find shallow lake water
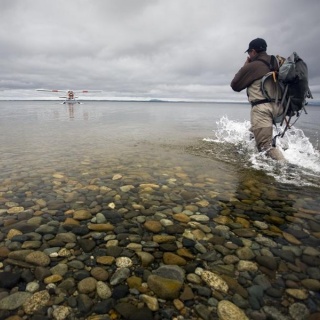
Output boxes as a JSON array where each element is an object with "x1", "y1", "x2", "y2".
[{"x1": 0, "y1": 100, "x2": 319, "y2": 319}]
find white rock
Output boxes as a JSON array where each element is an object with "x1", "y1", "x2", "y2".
[
  {"x1": 49, "y1": 252, "x2": 59, "y2": 258},
  {"x1": 190, "y1": 214, "x2": 209, "y2": 222},
  {"x1": 253, "y1": 221, "x2": 268, "y2": 230},
  {"x1": 26, "y1": 282, "x2": 40, "y2": 293},
  {"x1": 217, "y1": 300, "x2": 249, "y2": 320},
  {"x1": 160, "y1": 219, "x2": 174, "y2": 227},
  {"x1": 200, "y1": 270, "x2": 229, "y2": 293},
  {"x1": 96, "y1": 281, "x2": 112, "y2": 299},
  {"x1": 126, "y1": 243, "x2": 142, "y2": 252},
  {"x1": 140, "y1": 294, "x2": 159, "y2": 311},
  {"x1": 237, "y1": 260, "x2": 258, "y2": 272},
  {"x1": 108, "y1": 202, "x2": 116, "y2": 209},
  {"x1": 116, "y1": 257, "x2": 133, "y2": 268},
  {"x1": 120, "y1": 185, "x2": 134, "y2": 192},
  {"x1": 52, "y1": 305, "x2": 71, "y2": 320},
  {"x1": 195, "y1": 267, "x2": 204, "y2": 276}
]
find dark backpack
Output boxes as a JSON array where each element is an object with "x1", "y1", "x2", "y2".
[
  {"x1": 278, "y1": 52, "x2": 312, "y2": 117},
  {"x1": 260, "y1": 52, "x2": 312, "y2": 121},
  {"x1": 259, "y1": 52, "x2": 313, "y2": 144}
]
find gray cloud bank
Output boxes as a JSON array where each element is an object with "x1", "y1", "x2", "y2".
[{"x1": 1, "y1": 0, "x2": 320, "y2": 101}]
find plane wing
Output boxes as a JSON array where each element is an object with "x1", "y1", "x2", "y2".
[
  {"x1": 36, "y1": 89, "x2": 66, "y2": 93},
  {"x1": 73, "y1": 90, "x2": 102, "y2": 93},
  {"x1": 37, "y1": 89, "x2": 102, "y2": 93}
]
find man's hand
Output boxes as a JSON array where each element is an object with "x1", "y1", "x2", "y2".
[{"x1": 244, "y1": 56, "x2": 251, "y2": 65}]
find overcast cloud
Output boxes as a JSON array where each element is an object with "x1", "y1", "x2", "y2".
[{"x1": 1, "y1": 0, "x2": 320, "y2": 101}]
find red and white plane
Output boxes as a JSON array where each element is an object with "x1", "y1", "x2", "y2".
[{"x1": 36, "y1": 89, "x2": 102, "y2": 104}]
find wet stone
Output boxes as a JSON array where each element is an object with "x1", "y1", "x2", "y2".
[
  {"x1": 52, "y1": 305, "x2": 72, "y2": 320},
  {"x1": 270, "y1": 248, "x2": 296, "y2": 263},
  {"x1": 309, "y1": 313, "x2": 320, "y2": 320},
  {"x1": 90, "y1": 267, "x2": 109, "y2": 281},
  {"x1": 255, "y1": 255, "x2": 278, "y2": 270},
  {"x1": 34, "y1": 266, "x2": 52, "y2": 281},
  {"x1": 163, "y1": 252, "x2": 186, "y2": 265},
  {"x1": 96, "y1": 281, "x2": 112, "y2": 299},
  {"x1": 248, "y1": 285, "x2": 264, "y2": 310},
  {"x1": 308, "y1": 220, "x2": 320, "y2": 232},
  {"x1": 303, "y1": 246, "x2": 320, "y2": 256},
  {"x1": 153, "y1": 265, "x2": 185, "y2": 283},
  {"x1": 0, "y1": 272, "x2": 21, "y2": 289},
  {"x1": 159, "y1": 242, "x2": 178, "y2": 251},
  {"x1": 0, "y1": 292, "x2": 32, "y2": 310},
  {"x1": 222, "y1": 275, "x2": 248, "y2": 298},
  {"x1": 25, "y1": 251, "x2": 51, "y2": 266},
  {"x1": 7, "y1": 229, "x2": 23, "y2": 240},
  {"x1": 21, "y1": 240, "x2": 42, "y2": 249},
  {"x1": 77, "y1": 238, "x2": 96, "y2": 252},
  {"x1": 217, "y1": 300, "x2": 249, "y2": 320},
  {"x1": 91, "y1": 298, "x2": 115, "y2": 314},
  {"x1": 96, "y1": 256, "x2": 115, "y2": 265},
  {"x1": 78, "y1": 277, "x2": 97, "y2": 294},
  {"x1": 23, "y1": 290, "x2": 50, "y2": 315},
  {"x1": 44, "y1": 274, "x2": 63, "y2": 284},
  {"x1": 50, "y1": 263, "x2": 68, "y2": 276},
  {"x1": 111, "y1": 284, "x2": 129, "y2": 300},
  {"x1": 115, "y1": 302, "x2": 153, "y2": 320},
  {"x1": 237, "y1": 260, "x2": 258, "y2": 272},
  {"x1": 301, "y1": 254, "x2": 320, "y2": 267},
  {"x1": 35, "y1": 224, "x2": 57, "y2": 235},
  {"x1": 236, "y1": 247, "x2": 255, "y2": 260},
  {"x1": 110, "y1": 268, "x2": 130, "y2": 285},
  {"x1": 233, "y1": 229, "x2": 256, "y2": 238},
  {"x1": 135, "y1": 251, "x2": 154, "y2": 267},
  {"x1": 144, "y1": 220, "x2": 162, "y2": 233},
  {"x1": 165, "y1": 224, "x2": 185, "y2": 234},
  {"x1": 286, "y1": 288, "x2": 309, "y2": 300},
  {"x1": 285, "y1": 228, "x2": 310, "y2": 239},
  {"x1": 73, "y1": 209, "x2": 92, "y2": 220},
  {"x1": 106, "y1": 246, "x2": 123, "y2": 257},
  {"x1": 77, "y1": 293, "x2": 93, "y2": 315},
  {"x1": 301, "y1": 279, "x2": 320, "y2": 291},
  {"x1": 68, "y1": 225, "x2": 89, "y2": 236},
  {"x1": 0, "y1": 246, "x2": 10, "y2": 258},
  {"x1": 147, "y1": 275, "x2": 183, "y2": 300},
  {"x1": 197, "y1": 269, "x2": 229, "y2": 293},
  {"x1": 115, "y1": 257, "x2": 133, "y2": 268},
  {"x1": 265, "y1": 287, "x2": 283, "y2": 298}
]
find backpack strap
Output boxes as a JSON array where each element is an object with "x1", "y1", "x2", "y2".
[
  {"x1": 252, "y1": 70, "x2": 280, "y2": 107},
  {"x1": 256, "y1": 55, "x2": 277, "y2": 71}
]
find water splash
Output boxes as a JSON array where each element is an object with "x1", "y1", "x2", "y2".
[{"x1": 204, "y1": 116, "x2": 320, "y2": 187}]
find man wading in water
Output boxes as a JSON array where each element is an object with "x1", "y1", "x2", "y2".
[{"x1": 231, "y1": 38, "x2": 285, "y2": 161}]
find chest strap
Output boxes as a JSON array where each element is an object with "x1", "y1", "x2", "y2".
[{"x1": 251, "y1": 98, "x2": 275, "y2": 107}]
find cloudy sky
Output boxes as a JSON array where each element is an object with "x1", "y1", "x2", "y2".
[{"x1": 1, "y1": 0, "x2": 320, "y2": 101}]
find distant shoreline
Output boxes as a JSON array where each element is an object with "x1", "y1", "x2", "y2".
[
  {"x1": 0, "y1": 99, "x2": 248, "y2": 104},
  {"x1": 0, "y1": 99, "x2": 319, "y2": 106}
]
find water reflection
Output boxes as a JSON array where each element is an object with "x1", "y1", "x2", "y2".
[
  {"x1": 67, "y1": 103, "x2": 75, "y2": 119},
  {"x1": 33, "y1": 102, "x2": 99, "y2": 121}
]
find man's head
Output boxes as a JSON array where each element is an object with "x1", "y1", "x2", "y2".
[{"x1": 245, "y1": 38, "x2": 267, "y2": 53}]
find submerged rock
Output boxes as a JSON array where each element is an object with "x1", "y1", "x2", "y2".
[
  {"x1": 217, "y1": 300, "x2": 249, "y2": 320},
  {"x1": 147, "y1": 275, "x2": 183, "y2": 299}
]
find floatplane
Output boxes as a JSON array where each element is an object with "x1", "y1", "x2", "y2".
[{"x1": 36, "y1": 89, "x2": 102, "y2": 104}]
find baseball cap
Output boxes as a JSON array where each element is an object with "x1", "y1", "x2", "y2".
[{"x1": 245, "y1": 38, "x2": 267, "y2": 53}]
